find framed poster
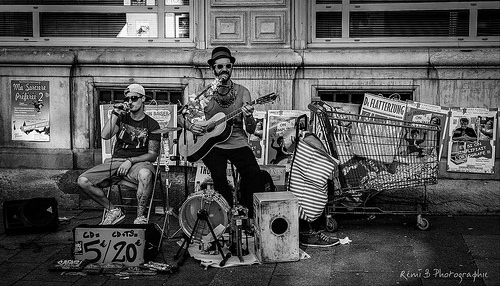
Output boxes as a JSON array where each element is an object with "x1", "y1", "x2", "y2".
[
  {"x1": 100, "y1": 104, "x2": 177, "y2": 165},
  {"x1": 145, "y1": 104, "x2": 178, "y2": 166},
  {"x1": 11, "y1": 80, "x2": 50, "y2": 141},
  {"x1": 447, "y1": 108, "x2": 497, "y2": 174},
  {"x1": 265, "y1": 110, "x2": 310, "y2": 170},
  {"x1": 247, "y1": 110, "x2": 267, "y2": 165}
]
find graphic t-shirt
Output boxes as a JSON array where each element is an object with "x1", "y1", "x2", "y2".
[{"x1": 112, "y1": 113, "x2": 161, "y2": 158}]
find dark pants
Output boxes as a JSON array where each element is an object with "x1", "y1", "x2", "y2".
[{"x1": 202, "y1": 146, "x2": 264, "y2": 217}]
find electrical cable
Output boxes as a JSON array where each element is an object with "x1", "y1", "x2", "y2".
[
  {"x1": 107, "y1": 106, "x2": 115, "y2": 213},
  {"x1": 106, "y1": 102, "x2": 126, "y2": 214}
]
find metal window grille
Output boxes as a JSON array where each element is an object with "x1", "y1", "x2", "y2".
[
  {"x1": 98, "y1": 87, "x2": 183, "y2": 104},
  {"x1": 317, "y1": 90, "x2": 413, "y2": 104},
  {"x1": 94, "y1": 86, "x2": 182, "y2": 148}
]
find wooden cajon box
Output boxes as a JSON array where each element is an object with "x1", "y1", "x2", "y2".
[{"x1": 253, "y1": 191, "x2": 299, "y2": 263}]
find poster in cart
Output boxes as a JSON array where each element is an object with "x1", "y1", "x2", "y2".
[
  {"x1": 447, "y1": 108, "x2": 497, "y2": 174},
  {"x1": 11, "y1": 80, "x2": 50, "y2": 141},
  {"x1": 403, "y1": 101, "x2": 450, "y2": 161},
  {"x1": 247, "y1": 111, "x2": 267, "y2": 165},
  {"x1": 265, "y1": 110, "x2": 309, "y2": 170},
  {"x1": 100, "y1": 104, "x2": 177, "y2": 165},
  {"x1": 356, "y1": 93, "x2": 407, "y2": 164},
  {"x1": 360, "y1": 93, "x2": 406, "y2": 120}
]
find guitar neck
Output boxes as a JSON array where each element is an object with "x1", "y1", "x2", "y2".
[{"x1": 213, "y1": 99, "x2": 258, "y2": 126}]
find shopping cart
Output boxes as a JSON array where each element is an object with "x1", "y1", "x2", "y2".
[{"x1": 308, "y1": 101, "x2": 440, "y2": 231}]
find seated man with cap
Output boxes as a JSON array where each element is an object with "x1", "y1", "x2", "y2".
[{"x1": 78, "y1": 83, "x2": 161, "y2": 225}]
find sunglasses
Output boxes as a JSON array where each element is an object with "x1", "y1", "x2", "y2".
[
  {"x1": 213, "y1": 63, "x2": 233, "y2": 70},
  {"x1": 126, "y1": 96, "x2": 142, "y2": 102}
]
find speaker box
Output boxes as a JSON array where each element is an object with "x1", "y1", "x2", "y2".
[
  {"x1": 253, "y1": 192, "x2": 299, "y2": 263},
  {"x1": 73, "y1": 223, "x2": 161, "y2": 266},
  {"x1": 3, "y1": 197, "x2": 59, "y2": 234}
]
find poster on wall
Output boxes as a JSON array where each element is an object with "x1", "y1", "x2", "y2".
[
  {"x1": 247, "y1": 110, "x2": 267, "y2": 165},
  {"x1": 100, "y1": 104, "x2": 177, "y2": 166},
  {"x1": 447, "y1": 108, "x2": 497, "y2": 174},
  {"x1": 265, "y1": 110, "x2": 309, "y2": 170},
  {"x1": 11, "y1": 80, "x2": 50, "y2": 142},
  {"x1": 404, "y1": 101, "x2": 450, "y2": 160},
  {"x1": 145, "y1": 104, "x2": 178, "y2": 166}
]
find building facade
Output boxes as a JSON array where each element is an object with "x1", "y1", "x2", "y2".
[{"x1": 1, "y1": 0, "x2": 499, "y2": 181}]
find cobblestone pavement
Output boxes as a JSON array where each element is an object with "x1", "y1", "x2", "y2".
[{"x1": 0, "y1": 208, "x2": 498, "y2": 286}]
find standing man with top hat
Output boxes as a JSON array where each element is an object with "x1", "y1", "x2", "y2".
[
  {"x1": 181, "y1": 46, "x2": 265, "y2": 219},
  {"x1": 78, "y1": 83, "x2": 161, "y2": 225}
]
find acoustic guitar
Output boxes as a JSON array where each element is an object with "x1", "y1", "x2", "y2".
[{"x1": 179, "y1": 92, "x2": 278, "y2": 162}]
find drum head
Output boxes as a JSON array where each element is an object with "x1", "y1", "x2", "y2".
[{"x1": 179, "y1": 191, "x2": 229, "y2": 239}]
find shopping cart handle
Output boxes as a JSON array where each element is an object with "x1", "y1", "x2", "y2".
[{"x1": 308, "y1": 102, "x2": 324, "y2": 113}]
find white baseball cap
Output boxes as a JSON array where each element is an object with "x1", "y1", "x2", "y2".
[{"x1": 124, "y1": 83, "x2": 145, "y2": 96}]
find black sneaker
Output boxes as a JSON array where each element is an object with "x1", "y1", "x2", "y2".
[{"x1": 300, "y1": 231, "x2": 340, "y2": 247}]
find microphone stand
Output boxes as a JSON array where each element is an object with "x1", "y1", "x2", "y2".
[
  {"x1": 182, "y1": 109, "x2": 189, "y2": 199},
  {"x1": 178, "y1": 81, "x2": 216, "y2": 198}
]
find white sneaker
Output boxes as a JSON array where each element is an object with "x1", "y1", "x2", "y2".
[
  {"x1": 101, "y1": 208, "x2": 125, "y2": 225},
  {"x1": 134, "y1": 216, "x2": 148, "y2": 224}
]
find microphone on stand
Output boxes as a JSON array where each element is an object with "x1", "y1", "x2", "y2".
[
  {"x1": 178, "y1": 75, "x2": 226, "y2": 115},
  {"x1": 219, "y1": 73, "x2": 229, "y2": 82},
  {"x1": 195, "y1": 74, "x2": 225, "y2": 99}
]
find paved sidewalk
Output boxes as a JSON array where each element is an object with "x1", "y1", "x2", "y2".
[{"x1": 0, "y1": 209, "x2": 498, "y2": 286}]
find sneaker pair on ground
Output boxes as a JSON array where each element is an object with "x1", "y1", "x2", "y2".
[
  {"x1": 299, "y1": 230, "x2": 340, "y2": 247},
  {"x1": 100, "y1": 208, "x2": 148, "y2": 225}
]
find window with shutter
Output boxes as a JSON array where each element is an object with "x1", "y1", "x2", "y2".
[
  {"x1": 0, "y1": 0, "x2": 193, "y2": 46},
  {"x1": 350, "y1": 10, "x2": 469, "y2": 37},
  {"x1": 311, "y1": 0, "x2": 499, "y2": 47},
  {"x1": 477, "y1": 9, "x2": 500, "y2": 36},
  {"x1": 0, "y1": 12, "x2": 32, "y2": 37}
]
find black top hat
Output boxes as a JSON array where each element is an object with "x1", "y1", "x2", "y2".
[{"x1": 207, "y1": 46, "x2": 236, "y2": 66}]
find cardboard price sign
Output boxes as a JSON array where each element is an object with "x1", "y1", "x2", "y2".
[{"x1": 73, "y1": 226, "x2": 146, "y2": 266}]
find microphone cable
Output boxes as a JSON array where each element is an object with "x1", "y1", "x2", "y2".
[
  {"x1": 106, "y1": 103, "x2": 125, "y2": 213},
  {"x1": 107, "y1": 105, "x2": 115, "y2": 213}
]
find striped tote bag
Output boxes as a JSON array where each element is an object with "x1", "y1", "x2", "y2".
[{"x1": 287, "y1": 134, "x2": 338, "y2": 223}]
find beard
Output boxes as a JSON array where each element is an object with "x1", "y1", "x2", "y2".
[{"x1": 216, "y1": 71, "x2": 230, "y2": 83}]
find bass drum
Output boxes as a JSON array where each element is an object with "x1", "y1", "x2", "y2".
[{"x1": 178, "y1": 189, "x2": 230, "y2": 240}]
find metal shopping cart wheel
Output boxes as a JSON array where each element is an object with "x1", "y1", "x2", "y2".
[
  {"x1": 325, "y1": 215, "x2": 338, "y2": 232},
  {"x1": 416, "y1": 215, "x2": 430, "y2": 231}
]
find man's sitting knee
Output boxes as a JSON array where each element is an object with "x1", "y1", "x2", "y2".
[
  {"x1": 137, "y1": 168, "x2": 153, "y2": 182},
  {"x1": 77, "y1": 176, "x2": 91, "y2": 189}
]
